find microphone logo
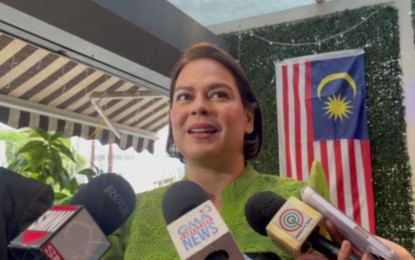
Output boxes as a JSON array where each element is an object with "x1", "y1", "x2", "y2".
[
  {"x1": 172, "y1": 201, "x2": 220, "y2": 253},
  {"x1": 199, "y1": 204, "x2": 211, "y2": 214},
  {"x1": 103, "y1": 185, "x2": 131, "y2": 219},
  {"x1": 272, "y1": 203, "x2": 314, "y2": 242},
  {"x1": 279, "y1": 209, "x2": 304, "y2": 232}
]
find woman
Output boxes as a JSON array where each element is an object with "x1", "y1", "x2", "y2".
[{"x1": 105, "y1": 43, "x2": 412, "y2": 259}]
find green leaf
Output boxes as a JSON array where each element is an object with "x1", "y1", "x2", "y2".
[
  {"x1": 51, "y1": 142, "x2": 76, "y2": 162},
  {"x1": 17, "y1": 140, "x2": 45, "y2": 154},
  {"x1": 78, "y1": 168, "x2": 97, "y2": 178},
  {"x1": 50, "y1": 149, "x2": 63, "y2": 178},
  {"x1": 0, "y1": 130, "x2": 29, "y2": 144},
  {"x1": 34, "y1": 128, "x2": 50, "y2": 141},
  {"x1": 49, "y1": 131, "x2": 64, "y2": 142},
  {"x1": 54, "y1": 191, "x2": 70, "y2": 200},
  {"x1": 57, "y1": 168, "x2": 70, "y2": 189},
  {"x1": 30, "y1": 145, "x2": 48, "y2": 170},
  {"x1": 7, "y1": 160, "x2": 19, "y2": 171},
  {"x1": 28, "y1": 172, "x2": 41, "y2": 180},
  {"x1": 67, "y1": 178, "x2": 79, "y2": 194}
]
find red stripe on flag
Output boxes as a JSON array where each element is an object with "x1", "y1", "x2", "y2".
[
  {"x1": 52, "y1": 205, "x2": 77, "y2": 211},
  {"x1": 305, "y1": 61, "x2": 314, "y2": 174},
  {"x1": 293, "y1": 63, "x2": 303, "y2": 180},
  {"x1": 348, "y1": 140, "x2": 362, "y2": 225},
  {"x1": 282, "y1": 65, "x2": 292, "y2": 178},
  {"x1": 320, "y1": 140, "x2": 330, "y2": 184},
  {"x1": 361, "y1": 141, "x2": 375, "y2": 233},
  {"x1": 334, "y1": 140, "x2": 346, "y2": 213}
]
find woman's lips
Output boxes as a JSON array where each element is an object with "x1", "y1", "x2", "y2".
[
  {"x1": 188, "y1": 128, "x2": 217, "y2": 134},
  {"x1": 187, "y1": 124, "x2": 218, "y2": 138}
]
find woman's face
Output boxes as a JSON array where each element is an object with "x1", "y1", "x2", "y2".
[{"x1": 170, "y1": 58, "x2": 254, "y2": 163}]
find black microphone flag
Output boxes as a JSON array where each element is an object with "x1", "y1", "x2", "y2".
[
  {"x1": 8, "y1": 205, "x2": 111, "y2": 259},
  {"x1": 9, "y1": 173, "x2": 136, "y2": 259}
]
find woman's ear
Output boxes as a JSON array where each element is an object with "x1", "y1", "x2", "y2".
[{"x1": 245, "y1": 108, "x2": 255, "y2": 134}]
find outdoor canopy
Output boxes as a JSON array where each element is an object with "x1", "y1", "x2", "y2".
[{"x1": 0, "y1": 0, "x2": 227, "y2": 153}]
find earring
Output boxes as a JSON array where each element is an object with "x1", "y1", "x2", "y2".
[{"x1": 247, "y1": 126, "x2": 253, "y2": 134}]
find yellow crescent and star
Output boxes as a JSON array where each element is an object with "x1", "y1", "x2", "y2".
[{"x1": 317, "y1": 73, "x2": 357, "y2": 122}]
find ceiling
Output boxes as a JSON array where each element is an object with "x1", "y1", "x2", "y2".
[{"x1": 168, "y1": 0, "x2": 328, "y2": 26}]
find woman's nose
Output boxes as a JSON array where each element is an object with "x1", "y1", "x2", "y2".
[{"x1": 191, "y1": 96, "x2": 210, "y2": 116}]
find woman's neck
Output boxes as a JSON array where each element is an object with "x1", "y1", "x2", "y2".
[{"x1": 185, "y1": 159, "x2": 246, "y2": 211}]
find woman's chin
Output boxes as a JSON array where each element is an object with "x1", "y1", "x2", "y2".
[{"x1": 185, "y1": 151, "x2": 220, "y2": 162}]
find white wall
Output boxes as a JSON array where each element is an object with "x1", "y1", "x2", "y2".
[{"x1": 71, "y1": 125, "x2": 184, "y2": 193}]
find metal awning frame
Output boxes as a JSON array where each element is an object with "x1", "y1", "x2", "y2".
[
  {"x1": 0, "y1": 3, "x2": 171, "y2": 96},
  {"x1": 89, "y1": 90, "x2": 164, "y2": 139},
  {"x1": 0, "y1": 93, "x2": 158, "y2": 140}
]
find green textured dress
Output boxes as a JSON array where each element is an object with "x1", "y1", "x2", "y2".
[{"x1": 104, "y1": 165, "x2": 311, "y2": 259}]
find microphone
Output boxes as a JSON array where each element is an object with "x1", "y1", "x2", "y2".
[
  {"x1": 162, "y1": 180, "x2": 244, "y2": 260},
  {"x1": 245, "y1": 191, "x2": 359, "y2": 260},
  {"x1": 8, "y1": 173, "x2": 136, "y2": 259},
  {"x1": 0, "y1": 168, "x2": 54, "y2": 260},
  {"x1": 69, "y1": 173, "x2": 137, "y2": 236}
]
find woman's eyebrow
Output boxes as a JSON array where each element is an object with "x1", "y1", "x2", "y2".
[
  {"x1": 174, "y1": 83, "x2": 233, "y2": 93},
  {"x1": 207, "y1": 83, "x2": 233, "y2": 91},
  {"x1": 174, "y1": 86, "x2": 193, "y2": 92}
]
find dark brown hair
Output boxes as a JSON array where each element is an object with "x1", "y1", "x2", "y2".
[{"x1": 165, "y1": 42, "x2": 263, "y2": 163}]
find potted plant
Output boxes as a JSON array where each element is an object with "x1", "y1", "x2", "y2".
[{"x1": 1, "y1": 127, "x2": 99, "y2": 204}]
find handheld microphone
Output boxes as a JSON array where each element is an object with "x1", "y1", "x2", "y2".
[
  {"x1": 8, "y1": 173, "x2": 136, "y2": 259},
  {"x1": 69, "y1": 173, "x2": 137, "y2": 236},
  {"x1": 162, "y1": 180, "x2": 244, "y2": 260},
  {"x1": 245, "y1": 191, "x2": 359, "y2": 260},
  {"x1": 0, "y1": 167, "x2": 54, "y2": 260}
]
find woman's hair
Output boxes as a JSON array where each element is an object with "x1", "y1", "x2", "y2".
[{"x1": 165, "y1": 42, "x2": 263, "y2": 163}]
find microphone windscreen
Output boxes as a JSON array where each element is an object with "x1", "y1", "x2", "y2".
[
  {"x1": 70, "y1": 173, "x2": 136, "y2": 235},
  {"x1": 245, "y1": 191, "x2": 285, "y2": 236},
  {"x1": 162, "y1": 180, "x2": 209, "y2": 224}
]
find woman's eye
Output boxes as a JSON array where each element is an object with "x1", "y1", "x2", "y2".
[
  {"x1": 210, "y1": 91, "x2": 229, "y2": 99},
  {"x1": 175, "y1": 93, "x2": 192, "y2": 101}
]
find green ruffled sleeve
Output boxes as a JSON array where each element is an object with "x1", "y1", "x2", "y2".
[
  {"x1": 306, "y1": 160, "x2": 331, "y2": 202},
  {"x1": 104, "y1": 186, "x2": 178, "y2": 259},
  {"x1": 103, "y1": 197, "x2": 135, "y2": 259}
]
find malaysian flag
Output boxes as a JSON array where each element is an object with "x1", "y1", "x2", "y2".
[{"x1": 275, "y1": 50, "x2": 375, "y2": 233}]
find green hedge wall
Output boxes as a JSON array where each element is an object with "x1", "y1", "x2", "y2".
[{"x1": 222, "y1": 5, "x2": 415, "y2": 252}]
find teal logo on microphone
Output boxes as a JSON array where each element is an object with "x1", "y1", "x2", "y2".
[
  {"x1": 279, "y1": 209, "x2": 304, "y2": 232},
  {"x1": 273, "y1": 204, "x2": 313, "y2": 241}
]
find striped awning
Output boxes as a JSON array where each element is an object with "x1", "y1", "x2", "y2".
[{"x1": 0, "y1": 32, "x2": 170, "y2": 153}]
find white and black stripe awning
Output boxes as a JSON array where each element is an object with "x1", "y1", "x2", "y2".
[
  {"x1": 0, "y1": 32, "x2": 170, "y2": 153},
  {"x1": 0, "y1": 0, "x2": 228, "y2": 153}
]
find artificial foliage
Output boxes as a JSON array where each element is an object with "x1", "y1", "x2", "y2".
[{"x1": 222, "y1": 5, "x2": 415, "y2": 252}]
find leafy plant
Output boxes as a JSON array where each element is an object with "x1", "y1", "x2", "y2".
[
  {"x1": 4, "y1": 127, "x2": 100, "y2": 204},
  {"x1": 0, "y1": 128, "x2": 29, "y2": 165}
]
